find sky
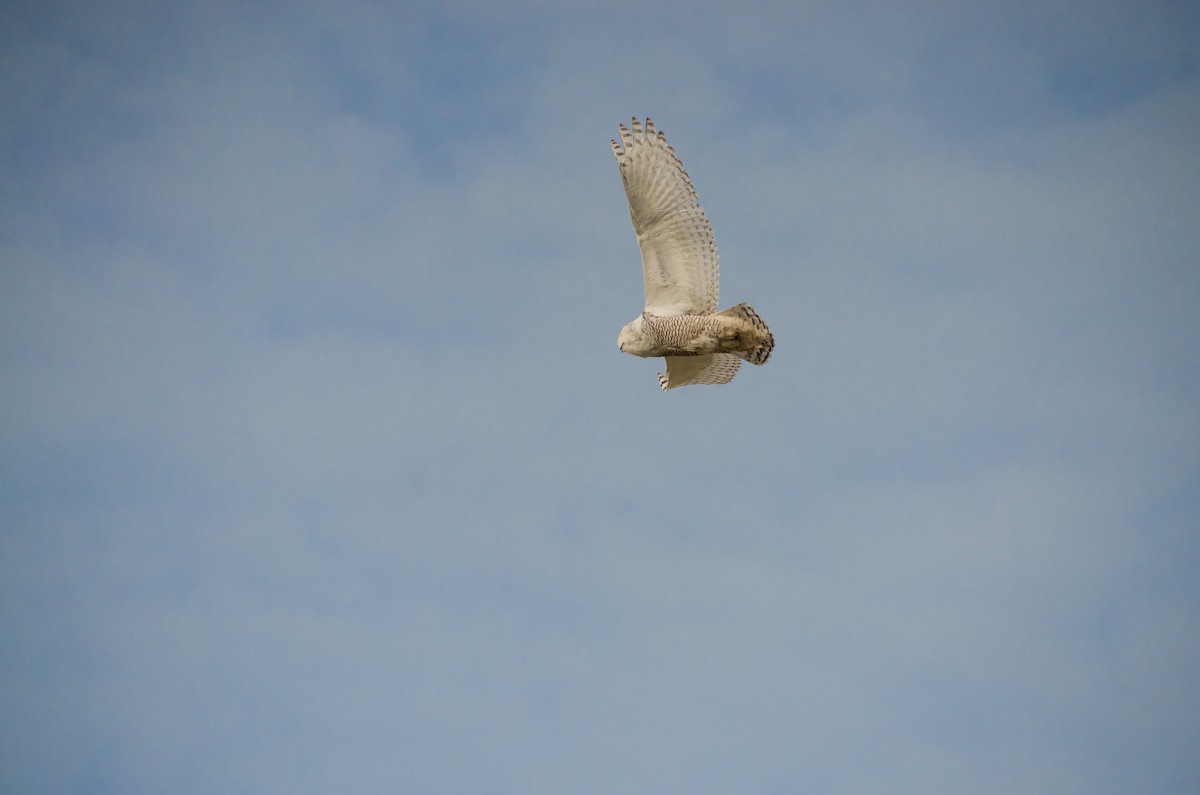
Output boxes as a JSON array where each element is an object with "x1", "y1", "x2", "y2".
[{"x1": 1, "y1": 1, "x2": 1198, "y2": 793}]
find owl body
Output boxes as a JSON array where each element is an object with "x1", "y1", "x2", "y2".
[
  {"x1": 618, "y1": 305, "x2": 774, "y2": 362},
  {"x1": 611, "y1": 117, "x2": 774, "y2": 390}
]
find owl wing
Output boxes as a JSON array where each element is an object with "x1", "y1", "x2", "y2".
[
  {"x1": 657, "y1": 354, "x2": 742, "y2": 391},
  {"x1": 611, "y1": 117, "x2": 719, "y2": 316}
]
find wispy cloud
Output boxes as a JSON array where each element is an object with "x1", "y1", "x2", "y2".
[{"x1": 2, "y1": 2, "x2": 1198, "y2": 793}]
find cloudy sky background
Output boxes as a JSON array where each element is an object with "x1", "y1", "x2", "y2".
[{"x1": 2, "y1": 1, "x2": 1198, "y2": 792}]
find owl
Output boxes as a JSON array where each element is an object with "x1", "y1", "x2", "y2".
[{"x1": 611, "y1": 117, "x2": 774, "y2": 390}]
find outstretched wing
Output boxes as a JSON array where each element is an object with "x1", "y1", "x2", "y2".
[
  {"x1": 657, "y1": 354, "x2": 741, "y2": 391},
  {"x1": 611, "y1": 117, "x2": 719, "y2": 316}
]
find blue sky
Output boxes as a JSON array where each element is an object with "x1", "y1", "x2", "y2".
[{"x1": 2, "y1": 1, "x2": 1198, "y2": 792}]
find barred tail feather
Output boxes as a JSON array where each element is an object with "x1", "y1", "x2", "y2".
[{"x1": 716, "y1": 302, "x2": 774, "y2": 365}]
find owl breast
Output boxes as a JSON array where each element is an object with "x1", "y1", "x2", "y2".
[{"x1": 643, "y1": 314, "x2": 724, "y2": 356}]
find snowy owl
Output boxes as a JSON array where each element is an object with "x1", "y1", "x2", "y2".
[{"x1": 611, "y1": 117, "x2": 774, "y2": 391}]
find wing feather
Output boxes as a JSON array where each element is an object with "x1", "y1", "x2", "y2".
[
  {"x1": 657, "y1": 354, "x2": 741, "y2": 391},
  {"x1": 611, "y1": 117, "x2": 719, "y2": 316}
]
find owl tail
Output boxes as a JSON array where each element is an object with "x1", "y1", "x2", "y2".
[{"x1": 716, "y1": 303, "x2": 774, "y2": 365}]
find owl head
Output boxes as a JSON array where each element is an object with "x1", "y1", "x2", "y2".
[{"x1": 617, "y1": 314, "x2": 656, "y2": 357}]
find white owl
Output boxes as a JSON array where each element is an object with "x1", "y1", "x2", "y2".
[{"x1": 612, "y1": 117, "x2": 774, "y2": 390}]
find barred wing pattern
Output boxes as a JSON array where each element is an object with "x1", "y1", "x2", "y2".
[
  {"x1": 658, "y1": 354, "x2": 742, "y2": 391},
  {"x1": 611, "y1": 118, "x2": 719, "y2": 316}
]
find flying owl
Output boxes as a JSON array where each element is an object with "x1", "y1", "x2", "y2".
[{"x1": 611, "y1": 117, "x2": 774, "y2": 390}]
